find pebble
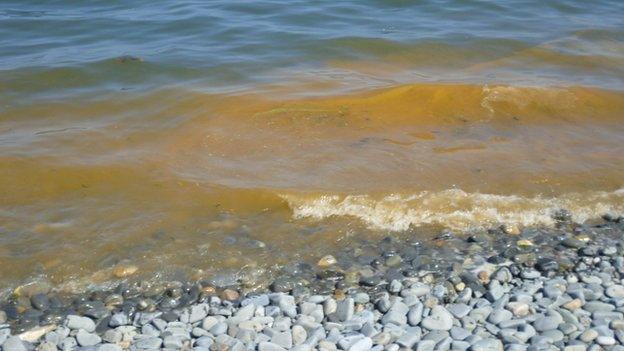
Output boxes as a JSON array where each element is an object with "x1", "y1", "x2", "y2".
[
  {"x1": 447, "y1": 304, "x2": 471, "y2": 319},
  {"x1": 580, "y1": 329, "x2": 598, "y2": 342},
  {"x1": 562, "y1": 237, "x2": 586, "y2": 249},
  {"x1": 470, "y1": 338, "x2": 503, "y2": 351},
  {"x1": 102, "y1": 329, "x2": 122, "y2": 343},
  {"x1": 335, "y1": 298, "x2": 354, "y2": 322},
  {"x1": 3, "y1": 336, "x2": 28, "y2": 351},
  {"x1": 221, "y1": 289, "x2": 240, "y2": 301},
  {"x1": 596, "y1": 335, "x2": 616, "y2": 346},
  {"x1": 259, "y1": 341, "x2": 287, "y2": 351},
  {"x1": 61, "y1": 337, "x2": 77, "y2": 350},
  {"x1": 533, "y1": 316, "x2": 560, "y2": 331},
  {"x1": 134, "y1": 336, "x2": 163, "y2": 349},
  {"x1": 65, "y1": 315, "x2": 96, "y2": 332},
  {"x1": 108, "y1": 313, "x2": 128, "y2": 327},
  {"x1": 1, "y1": 224, "x2": 624, "y2": 351},
  {"x1": 562, "y1": 299, "x2": 583, "y2": 310},
  {"x1": 421, "y1": 306, "x2": 453, "y2": 331},
  {"x1": 415, "y1": 339, "x2": 436, "y2": 351},
  {"x1": 36, "y1": 342, "x2": 57, "y2": 351},
  {"x1": 112, "y1": 264, "x2": 138, "y2": 278},
  {"x1": 96, "y1": 344, "x2": 122, "y2": 351},
  {"x1": 606, "y1": 285, "x2": 624, "y2": 298},
  {"x1": 408, "y1": 303, "x2": 424, "y2": 325},
  {"x1": 487, "y1": 309, "x2": 512, "y2": 325},
  {"x1": 506, "y1": 302, "x2": 529, "y2": 317},
  {"x1": 584, "y1": 301, "x2": 614, "y2": 312},
  {"x1": 17, "y1": 325, "x2": 55, "y2": 343},
  {"x1": 382, "y1": 305, "x2": 408, "y2": 326},
  {"x1": 292, "y1": 325, "x2": 307, "y2": 345},
  {"x1": 348, "y1": 337, "x2": 373, "y2": 351},
  {"x1": 353, "y1": 293, "x2": 369, "y2": 304},
  {"x1": 564, "y1": 346, "x2": 587, "y2": 351},
  {"x1": 535, "y1": 258, "x2": 559, "y2": 272},
  {"x1": 317, "y1": 255, "x2": 337, "y2": 268},
  {"x1": 30, "y1": 294, "x2": 50, "y2": 311},
  {"x1": 396, "y1": 327, "x2": 421, "y2": 348},
  {"x1": 271, "y1": 331, "x2": 293, "y2": 349},
  {"x1": 388, "y1": 280, "x2": 402, "y2": 293},
  {"x1": 76, "y1": 329, "x2": 102, "y2": 346}
]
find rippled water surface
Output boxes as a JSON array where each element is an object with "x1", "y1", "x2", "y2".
[{"x1": 1, "y1": 0, "x2": 623, "y2": 292}]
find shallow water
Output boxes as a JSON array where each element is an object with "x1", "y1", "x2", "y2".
[{"x1": 1, "y1": 1, "x2": 623, "y2": 292}]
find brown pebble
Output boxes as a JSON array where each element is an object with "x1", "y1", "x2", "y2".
[
  {"x1": 13, "y1": 282, "x2": 51, "y2": 298},
  {"x1": 202, "y1": 285, "x2": 217, "y2": 296},
  {"x1": 501, "y1": 223, "x2": 520, "y2": 235},
  {"x1": 333, "y1": 289, "x2": 346, "y2": 300},
  {"x1": 422, "y1": 274, "x2": 435, "y2": 284},
  {"x1": 317, "y1": 255, "x2": 338, "y2": 268},
  {"x1": 517, "y1": 239, "x2": 533, "y2": 248},
  {"x1": 113, "y1": 265, "x2": 138, "y2": 278},
  {"x1": 424, "y1": 297, "x2": 438, "y2": 308},
  {"x1": 478, "y1": 270, "x2": 490, "y2": 284},
  {"x1": 563, "y1": 298, "x2": 583, "y2": 311},
  {"x1": 220, "y1": 289, "x2": 239, "y2": 301}
]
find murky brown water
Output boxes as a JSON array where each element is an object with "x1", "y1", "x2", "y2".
[{"x1": 2, "y1": 83, "x2": 623, "y2": 293}]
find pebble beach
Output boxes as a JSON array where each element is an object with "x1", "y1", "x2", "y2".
[
  {"x1": 2, "y1": 214, "x2": 624, "y2": 350},
  {"x1": 2, "y1": 1, "x2": 624, "y2": 351}
]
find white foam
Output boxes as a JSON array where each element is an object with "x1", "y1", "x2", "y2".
[
  {"x1": 481, "y1": 85, "x2": 577, "y2": 116},
  {"x1": 282, "y1": 188, "x2": 624, "y2": 232}
]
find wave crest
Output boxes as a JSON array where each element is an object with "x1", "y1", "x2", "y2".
[{"x1": 282, "y1": 189, "x2": 624, "y2": 231}]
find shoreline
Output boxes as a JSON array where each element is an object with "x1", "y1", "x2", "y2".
[{"x1": 1, "y1": 214, "x2": 623, "y2": 350}]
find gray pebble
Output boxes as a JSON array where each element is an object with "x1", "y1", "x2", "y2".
[
  {"x1": 421, "y1": 306, "x2": 453, "y2": 331},
  {"x1": 60, "y1": 337, "x2": 77, "y2": 351},
  {"x1": 66, "y1": 315, "x2": 96, "y2": 332},
  {"x1": 271, "y1": 331, "x2": 292, "y2": 349},
  {"x1": 381, "y1": 304, "x2": 407, "y2": 326},
  {"x1": 76, "y1": 329, "x2": 101, "y2": 346},
  {"x1": 258, "y1": 341, "x2": 287, "y2": 351},
  {"x1": 408, "y1": 303, "x2": 423, "y2": 326},
  {"x1": 96, "y1": 344, "x2": 122, "y2": 351},
  {"x1": 354, "y1": 293, "x2": 370, "y2": 304},
  {"x1": 292, "y1": 325, "x2": 307, "y2": 345},
  {"x1": 580, "y1": 328, "x2": 598, "y2": 342},
  {"x1": 596, "y1": 335, "x2": 616, "y2": 346},
  {"x1": 102, "y1": 329, "x2": 122, "y2": 343},
  {"x1": 36, "y1": 342, "x2": 57, "y2": 351},
  {"x1": 2, "y1": 336, "x2": 28, "y2": 351},
  {"x1": 487, "y1": 309, "x2": 512, "y2": 325},
  {"x1": 452, "y1": 340, "x2": 471, "y2": 351},
  {"x1": 109, "y1": 313, "x2": 129, "y2": 327},
  {"x1": 348, "y1": 337, "x2": 372, "y2": 351},
  {"x1": 447, "y1": 304, "x2": 471, "y2": 319},
  {"x1": 163, "y1": 334, "x2": 187, "y2": 348},
  {"x1": 335, "y1": 298, "x2": 354, "y2": 322},
  {"x1": 395, "y1": 327, "x2": 421, "y2": 348},
  {"x1": 414, "y1": 339, "x2": 435, "y2": 351},
  {"x1": 388, "y1": 280, "x2": 402, "y2": 294},
  {"x1": 533, "y1": 316, "x2": 560, "y2": 331},
  {"x1": 469, "y1": 338, "x2": 503, "y2": 351},
  {"x1": 134, "y1": 336, "x2": 163, "y2": 349}
]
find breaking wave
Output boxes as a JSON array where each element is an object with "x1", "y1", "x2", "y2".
[{"x1": 282, "y1": 189, "x2": 624, "y2": 232}]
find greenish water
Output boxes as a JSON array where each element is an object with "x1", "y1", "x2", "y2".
[{"x1": 2, "y1": 0, "x2": 624, "y2": 101}]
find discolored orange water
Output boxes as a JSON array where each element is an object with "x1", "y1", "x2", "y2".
[{"x1": 1, "y1": 82, "x2": 624, "y2": 293}]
